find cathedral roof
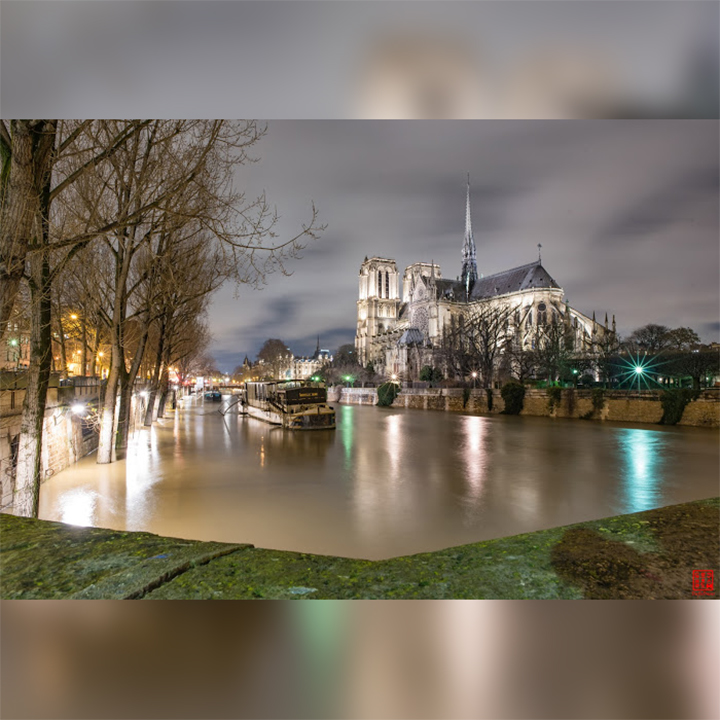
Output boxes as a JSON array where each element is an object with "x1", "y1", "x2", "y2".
[
  {"x1": 398, "y1": 328, "x2": 425, "y2": 346},
  {"x1": 469, "y1": 261, "x2": 560, "y2": 300}
]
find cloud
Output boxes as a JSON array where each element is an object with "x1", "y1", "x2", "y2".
[
  {"x1": 598, "y1": 166, "x2": 719, "y2": 241},
  {"x1": 207, "y1": 120, "x2": 719, "y2": 369}
]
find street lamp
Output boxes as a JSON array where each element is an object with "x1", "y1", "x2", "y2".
[{"x1": 471, "y1": 371, "x2": 477, "y2": 388}]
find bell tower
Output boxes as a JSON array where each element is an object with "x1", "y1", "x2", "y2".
[{"x1": 356, "y1": 256, "x2": 400, "y2": 366}]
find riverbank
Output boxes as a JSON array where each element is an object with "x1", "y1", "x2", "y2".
[
  {"x1": 2, "y1": 498, "x2": 717, "y2": 599},
  {"x1": 334, "y1": 387, "x2": 720, "y2": 428}
]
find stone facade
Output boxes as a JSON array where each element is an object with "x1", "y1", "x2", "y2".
[
  {"x1": 355, "y1": 180, "x2": 616, "y2": 380},
  {"x1": 337, "y1": 387, "x2": 719, "y2": 428}
]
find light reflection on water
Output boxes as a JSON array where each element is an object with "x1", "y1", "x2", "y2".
[
  {"x1": 38, "y1": 398, "x2": 718, "y2": 559},
  {"x1": 617, "y1": 428, "x2": 665, "y2": 513}
]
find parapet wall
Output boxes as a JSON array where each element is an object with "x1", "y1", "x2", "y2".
[
  {"x1": 338, "y1": 387, "x2": 719, "y2": 428},
  {"x1": 0, "y1": 385, "x2": 146, "y2": 512},
  {"x1": 0, "y1": 387, "x2": 102, "y2": 512}
]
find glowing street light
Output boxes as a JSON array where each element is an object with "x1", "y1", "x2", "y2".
[
  {"x1": 615, "y1": 352, "x2": 665, "y2": 391},
  {"x1": 70, "y1": 403, "x2": 86, "y2": 416}
]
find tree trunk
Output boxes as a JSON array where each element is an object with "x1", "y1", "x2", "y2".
[
  {"x1": 0, "y1": 121, "x2": 56, "y2": 341},
  {"x1": 116, "y1": 330, "x2": 148, "y2": 457},
  {"x1": 144, "y1": 326, "x2": 165, "y2": 426},
  {"x1": 96, "y1": 341, "x2": 120, "y2": 464},
  {"x1": 13, "y1": 252, "x2": 52, "y2": 516},
  {"x1": 157, "y1": 369, "x2": 170, "y2": 418},
  {"x1": 115, "y1": 375, "x2": 135, "y2": 460},
  {"x1": 81, "y1": 316, "x2": 87, "y2": 376},
  {"x1": 90, "y1": 326, "x2": 101, "y2": 377},
  {"x1": 58, "y1": 314, "x2": 68, "y2": 376}
]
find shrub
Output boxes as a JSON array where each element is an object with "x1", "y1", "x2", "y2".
[
  {"x1": 546, "y1": 386, "x2": 562, "y2": 412},
  {"x1": 486, "y1": 388, "x2": 494, "y2": 412},
  {"x1": 660, "y1": 388, "x2": 699, "y2": 425},
  {"x1": 419, "y1": 366, "x2": 443, "y2": 383},
  {"x1": 501, "y1": 380, "x2": 525, "y2": 415},
  {"x1": 376, "y1": 382, "x2": 400, "y2": 407},
  {"x1": 566, "y1": 388, "x2": 576, "y2": 415},
  {"x1": 462, "y1": 387, "x2": 471, "y2": 408},
  {"x1": 591, "y1": 388, "x2": 606, "y2": 413}
]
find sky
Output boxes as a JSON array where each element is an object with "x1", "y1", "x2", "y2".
[{"x1": 208, "y1": 120, "x2": 719, "y2": 372}]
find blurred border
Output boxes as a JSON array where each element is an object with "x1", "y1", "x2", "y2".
[
  {"x1": 2, "y1": 599, "x2": 719, "y2": 719},
  {"x1": 1, "y1": 2, "x2": 718, "y2": 719},
  {"x1": 1, "y1": 0, "x2": 718, "y2": 119}
]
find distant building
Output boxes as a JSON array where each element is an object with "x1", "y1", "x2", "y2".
[
  {"x1": 291, "y1": 338, "x2": 333, "y2": 379},
  {"x1": 355, "y1": 178, "x2": 617, "y2": 379},
  {"x1": 1, "y1": 323, "x2": 30, "y2": 371}
]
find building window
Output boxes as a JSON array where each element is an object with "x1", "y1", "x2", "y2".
[
  {"x1": 385, "y1": 272, "x2": 390, "y2": 298},
  {"x1": 537, "y1": 303, "x2": 547, "y2": 325}
]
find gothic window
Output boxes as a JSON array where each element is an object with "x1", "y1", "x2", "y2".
[
  {"x1": 537, "y1": 303, "x2": 547, "y2": 325},
  {"x1": 377, "y1": 270, "x2": 383, "y2": 298},
  {"x1": 526, "y1": 311, "x2": 533, "y2": 327},
  {"x1": 515, "y1": 309, "x2": 520, "y2": 326},
  {"x1": 411, "y1": 307, "x2": 429, "y2": 335},
  {"x1": 385, "y1": 271, "x2": 390, "y2": 298}
]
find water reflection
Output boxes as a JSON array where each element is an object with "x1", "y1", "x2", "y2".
[
  {"x1": 461, "y1": 415, "x2": 488, "y2": 503},
  {"x1": 59, "y1": 488, "x2": 97, "y2": 527},
  {"x1": 617, "y1": 428, "x2": 666, "y2": 513},
  {"x1": 38, "y1": 402, "x2": 718, "y2": 559}
]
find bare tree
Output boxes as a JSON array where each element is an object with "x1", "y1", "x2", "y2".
[
  {"x1": 440, "y1": 304, "x2": 514, "y2": 387},
  {"x1": 257, "y1": 339, "x2": 292, "y2": 380},
  {"x1": 624, "y1": 323, "x2": 671, "y2": 354},
  {"x1": 10, "y1": 119, "x2": 325, "y2": 516}
]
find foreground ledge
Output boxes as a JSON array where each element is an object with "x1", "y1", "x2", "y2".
[{"x1": 1, "y1": 498, "x2": 718, "y2": 600}]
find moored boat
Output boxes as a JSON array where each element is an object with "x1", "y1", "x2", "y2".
[{"x1": 242, "y1": 380, "x2": 336, "y2": 430}]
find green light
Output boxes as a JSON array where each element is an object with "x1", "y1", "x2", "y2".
[
  {"x1": 572, "y1": 369, "x2": 578, "y2": 375},
  {"x1": 9, "y1": 339, "x2": 18, "y2": 346},
  {"x1": 615, "y1": 352, "x2": 666, "y2": 390}
]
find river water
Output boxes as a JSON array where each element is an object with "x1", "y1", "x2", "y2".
[{"x1": 38, "y1": 395, "x2": 719, "y2": 559}]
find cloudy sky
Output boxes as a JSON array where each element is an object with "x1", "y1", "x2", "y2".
[{"x1": 207, "y1": 120, "x2": 719, "y2": 371}]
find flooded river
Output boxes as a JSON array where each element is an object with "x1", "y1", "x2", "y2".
[{"x1": 39, "y1": 396, "x2": 718, "y2": 559}]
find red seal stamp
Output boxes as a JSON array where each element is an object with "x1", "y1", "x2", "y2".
[{"x1": 692, "y1": 569, "x2": 714, "y2": 597}]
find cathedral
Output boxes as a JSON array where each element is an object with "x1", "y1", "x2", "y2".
[{"x1": 355, "y1": 178, "x2": 616, "y2": 380}]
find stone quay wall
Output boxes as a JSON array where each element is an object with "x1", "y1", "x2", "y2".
[
  {"x1": 336, "y1": 387, "x2": 720, "y2": 428},
  {"x1": 0, "y1": 384, "x2": 146, "y2": 512}
]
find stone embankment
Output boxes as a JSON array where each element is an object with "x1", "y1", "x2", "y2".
[
  {"x1": 332, "y1": 387, "x2": 720, "y2": 428},
  {"x1": 0, "y1": 382, "x2": 147, "y2": 512},
  {"x1": 2, "y1": 497, "x2": 717, "y2": 599}
]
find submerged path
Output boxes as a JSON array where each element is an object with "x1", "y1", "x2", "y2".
[{"x1": 2, "y1": 498, "x2": 718, "y2": 599}]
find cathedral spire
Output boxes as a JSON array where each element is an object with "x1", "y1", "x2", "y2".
[{"x1": 461, "y1": 174, "x2": 478, "y2": 296}]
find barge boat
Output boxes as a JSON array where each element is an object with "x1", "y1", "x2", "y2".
[{"x1": 242, "y1": 380, "x2": 336, "y2": 430}]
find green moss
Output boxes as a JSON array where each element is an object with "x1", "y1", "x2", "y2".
[
  {"x1": 500, "y1": 380, "x2": 525, "y2": 415},
  {"x1": 547, "y1": 386, "x2": 562, "y2": 412},
  {"x1": 660, "y1": 388, "x2": 700, "y2": 425},
  {"x1": 2, "y1": 498, "x2": 717, "y2": 600}
]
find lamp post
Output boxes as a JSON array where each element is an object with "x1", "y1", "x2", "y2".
[
  {"x1": 471, "y1": 371, "x2": 477, "y2": 389},
  {"x1": 634, "y1": 364, "x2": 644, "y2": 392}
]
